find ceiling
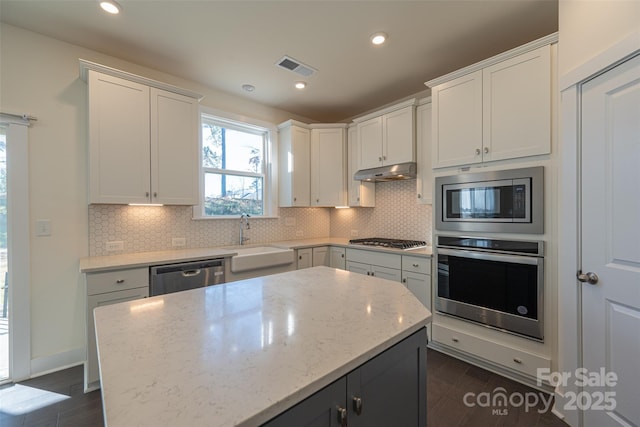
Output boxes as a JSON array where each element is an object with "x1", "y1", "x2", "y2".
[{"x1": 0, "y1": 0, "x2": 558, "y2": 122}]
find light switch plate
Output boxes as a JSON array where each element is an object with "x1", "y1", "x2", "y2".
[{"x1": 35, "y1": 219, "x2": 51, "y2": 236}]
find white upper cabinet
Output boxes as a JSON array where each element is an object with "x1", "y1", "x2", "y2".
[
  {"x1": 415, "y1": 98, "x2": 433, "y2": 204},
  {"x1": 347, "y1": 125, "x2": 375, "y2": 207},
  {"x1": 84, "y1": 64, "x2": 201, "y2": 205},
  {"x1": 278, "y1": 121, "x2": 311, "y2": 207},
  {"x1": 150, "y1": 88, "x2": 200, "y2": 205},
  {"x1": 482, "y1": 45, "x2": 551, "y2": 162},
  {"x1": 428, "y1": 39, "x2": 554, "y2": 169},
  {"x1": 310, "y1": 126, "x2": 347, "y2": 207},
  {"x1": 431, "y1": 71, "x2": 483, "y2": 168},
  {"x1": 355, "y1": 100, "x2": 416, "y2": 170}
]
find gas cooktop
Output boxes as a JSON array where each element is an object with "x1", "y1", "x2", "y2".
[{"x1": 349, "y1": 238, "x2": 427, "y2": 250}]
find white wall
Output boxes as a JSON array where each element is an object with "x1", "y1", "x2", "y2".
[
  {"x1": 558, "y1": 0, "x2": 640, "y2": 77},
  {"x1": 0, "y1": 23, "x2": 316, "y2": 376}
]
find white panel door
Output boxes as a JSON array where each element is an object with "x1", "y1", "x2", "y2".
[
  {"x1": 150, "y1": 88, "x2": 199, "y2": 205},
  {"x1": 431, "y1": 70, "x2": 483, "y2": 168},
  {"x1": 88, "y1": 71, "x2": 150, "y2": 204},
  {"x1": 581, "y1": 53, "x2": 640, "y2": 427},
  {"x1": 383, "y1": 105, "x2": 415, "y2": 165},
  {"x1": 483, "y1": 45, "x2": 551, "y2": 162},
  {"x1": 358, "y1": 116, "x2": 383, "y2": 169},
  {"x1": 310, "y1": 128, "x2": 345, "y2": 206}
]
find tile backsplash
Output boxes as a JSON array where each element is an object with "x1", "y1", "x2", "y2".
[
  {"x1": 330, "y1": 180, "x2": 432, "y2": 243},
  {"x1": 88, "y1": 206, "x2": 330, "y2": 256},
  {"x1": 88, "y1": 179, "x2": 432, "y2": 256}
]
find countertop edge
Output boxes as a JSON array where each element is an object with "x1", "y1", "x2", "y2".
[{"x1": 80, "y1": 238, "x2": 432, "y2": 273}]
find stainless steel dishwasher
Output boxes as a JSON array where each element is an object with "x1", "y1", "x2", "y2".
[{"x1": 150, "y1": 258, "x2": 225, "y2": 296}]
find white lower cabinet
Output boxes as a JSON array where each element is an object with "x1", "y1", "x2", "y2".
[
  {"x1": 329, "y1": 247, "x2": 346, "y2": 270},
  {"x1": 345, "y1": 249, "x2": 402, "y2": 282},
  {"x1": 85, "y1": 268, "x2": 149, "y2": 391},
  {"x1": 432, "y1": 323, "x2": 551, "y2": 378},
  {"x1": 297, "y1": 248, "x2": 313, "y2": 269},
  {"x1": 312, "y1": 246, "x2": 329, "y2": 267}
]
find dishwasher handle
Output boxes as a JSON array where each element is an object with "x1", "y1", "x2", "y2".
[{"x1": 182, "y1": 269, "x2": 201, "y2": 277}]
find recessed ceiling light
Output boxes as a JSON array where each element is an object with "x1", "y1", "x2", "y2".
[
  {"x1": 99, "y1": 0, "x2": 122, "y2": 14},
  {"x1": 242, "y1": 84, "x2": 255, "y2": 92},
  {"x1": 370, "y1": 32, "x2": 388, "y2": 45},
  {"x1": 295, "y1": 81, "x2": 307, "y2": 89}
]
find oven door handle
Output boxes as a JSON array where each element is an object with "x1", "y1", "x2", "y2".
[{"x1": 437, "y1": 248, "x2": 541, "y2": 265}]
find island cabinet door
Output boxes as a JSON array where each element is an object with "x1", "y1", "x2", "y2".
[
  {"x1": 347, "y1": 329, "x2": 427, "y2": 427},
  {"x1": 262, "y1": 377, "x2": 346, "y2": 427}
]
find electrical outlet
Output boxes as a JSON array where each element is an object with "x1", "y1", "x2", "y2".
[
  {"x1": 296, "y1": 230, "x2": 304, "y2": 237},
  {"x1": 172, "y1": 237, "x2": 186, "y2": 247},
  {"x1": 35, "y1": 219, "x2": 52, "y2": 236},
  {"x1": 350, "y1": 229, "x2": 359, "y2": 237},
  {"x1": 105, "y1": 241, "x2": 124, "y2": 252}
]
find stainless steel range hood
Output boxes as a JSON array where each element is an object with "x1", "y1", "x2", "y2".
[{"x1": 354, "y1": 162, "x2": 417, "y2": 182}]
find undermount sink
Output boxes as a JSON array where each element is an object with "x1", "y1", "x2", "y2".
[{"x1": 230, "y1": 246, "x2": 295, "y2": 273}]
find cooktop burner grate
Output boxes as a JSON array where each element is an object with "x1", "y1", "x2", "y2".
[{"x1": 349, "y1": 238, "x2": 427, "y2": 250}]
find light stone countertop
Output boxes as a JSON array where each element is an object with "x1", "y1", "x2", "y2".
[
  {"x1": 79, "y1": 237, "x2": 432, "y2": 273},
  {"x1": 94, "y1": 266, "x2": 432, "y2": 427}
]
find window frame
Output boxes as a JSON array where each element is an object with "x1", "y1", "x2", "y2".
[{"x1": 194, "y1": 107, "x2": 278, "y2": 219}]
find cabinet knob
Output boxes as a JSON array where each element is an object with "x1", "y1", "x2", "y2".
[
  {"x1": 452, "y1": 337, "x2": 459, "y2": 343},
  {"x1": 116, "y1": 279, "x2": 125, "y2": 284},
  {"x1": 513, "y1": 358, "x2": 523, "y2": 364},
  {"x1": 337, "y1": 406, "x2": 347, "y2": 427},
  {"x1": 402, "y1": 278, "x2": 407, "y2": 283},
  {"x1": 299, "y1": 255, "x2": 302, "y2": 260},
  {"x1": 352, "y1": 396, "x2": 363, "y2": 415},
  {"x1": 153, "y1": 192, "x2": 158, "y2": 198},
  {"x1": 293, "y1": 197, "x2": 297, "y2": 202},
  {"x1": 417, "y1": 194, "x2": 421, "y2": 199},
  {"x1": 412, "y1": 263, "x2": 419, "y2": 268},
  {"x1": 484, "y1": 146, "x2": 489, "y2": 154},
  {"x1": 316, "y1": 199, "x2": 320, "y2": 203},
  {"x1": 341, "y1": 254, "x2": 345, "y2": 258},
  {"x1": 356, "y1": 197, "x2": 360, "y2": 202},
  {"x1": 382, "y1": 155, "x2": 386, "y2": 161},
  {"x1": 378, "y1": 156, "x2": 383, "y2": 161},
  {"x1": 145, "y1": 192, "x2": 150, "y2": 197},
  {"x1": 475, "y1": 148, "x2": 481, "y2": 155}
]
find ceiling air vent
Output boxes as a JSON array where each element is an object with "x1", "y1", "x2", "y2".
[{"x1": 276, "y1": 55, "x2": 317, "y2": 77}]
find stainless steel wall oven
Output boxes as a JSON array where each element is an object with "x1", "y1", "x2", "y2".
[
  {"x1": 435, "y1": 166, "x2": 544, "y2": 234},
  {"x1": 436, "y1": 236, "x2": 544, "y2": 340}
]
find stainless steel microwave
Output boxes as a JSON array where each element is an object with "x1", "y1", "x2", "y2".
[{"x1": 435, "y1": 167, "x2": 544, "y2": 234}]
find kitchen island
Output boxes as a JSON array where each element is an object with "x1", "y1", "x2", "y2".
[{"x1": 93, "y1": 266, "x2": 431, "y2": 426}]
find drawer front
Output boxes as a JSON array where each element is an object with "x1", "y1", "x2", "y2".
[
  {"x1": 432, "y1": 324, "x2": 550, "y2": 377},
  {"x1": 402, "y1": 255, "x2": 431, "y2": 274},
  {"x1": 345, "y1": 248, "x2": 401, "y2": 269},
  {"x1": 86, "y1": 267, "x2": 149, "y2": 296}
]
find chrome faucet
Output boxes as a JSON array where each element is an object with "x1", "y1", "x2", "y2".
[{"x1": 239, "y1": 213, "x2": 251, "y2": 245}]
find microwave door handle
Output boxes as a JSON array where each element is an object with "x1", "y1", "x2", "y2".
[{"x1": 437, "y1": 248, "x2": 540, "y2": 265}]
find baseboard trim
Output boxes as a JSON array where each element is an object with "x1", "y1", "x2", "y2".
[
  {"x1": 29, "y1": 347, "x2": 85, "y2": 379},
  {"x1": 428, "y1": 341, "x2": 554, "y2": 394}
]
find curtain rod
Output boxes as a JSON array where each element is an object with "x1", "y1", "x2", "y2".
[{"x1": 0, "y1": 112, "x2": 38, "y2": 122}]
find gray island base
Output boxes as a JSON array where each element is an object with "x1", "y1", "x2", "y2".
[{"x1": 94, "y1": 266, "x2": 431, "y2": 427}]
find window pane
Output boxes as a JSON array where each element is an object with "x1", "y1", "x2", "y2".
[
  {"x1": 202, "y1": 123, "x2": 263, "y2": 173},
  {"x1": 204, "y1": 172, "x2": 263, "y2": 216}
]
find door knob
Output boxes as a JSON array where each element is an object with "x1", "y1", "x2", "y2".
[{"x1": 577, "y1": 271, "x2": 599, "y2": 285}]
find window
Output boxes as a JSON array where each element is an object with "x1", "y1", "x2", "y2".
[{"x1": 199, "y1": 112, "x2": 272, "y2": 217}]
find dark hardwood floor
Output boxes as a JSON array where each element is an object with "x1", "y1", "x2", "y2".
[{"x1": 0, "y1": 349, "x2": 568, "y2": 427}]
